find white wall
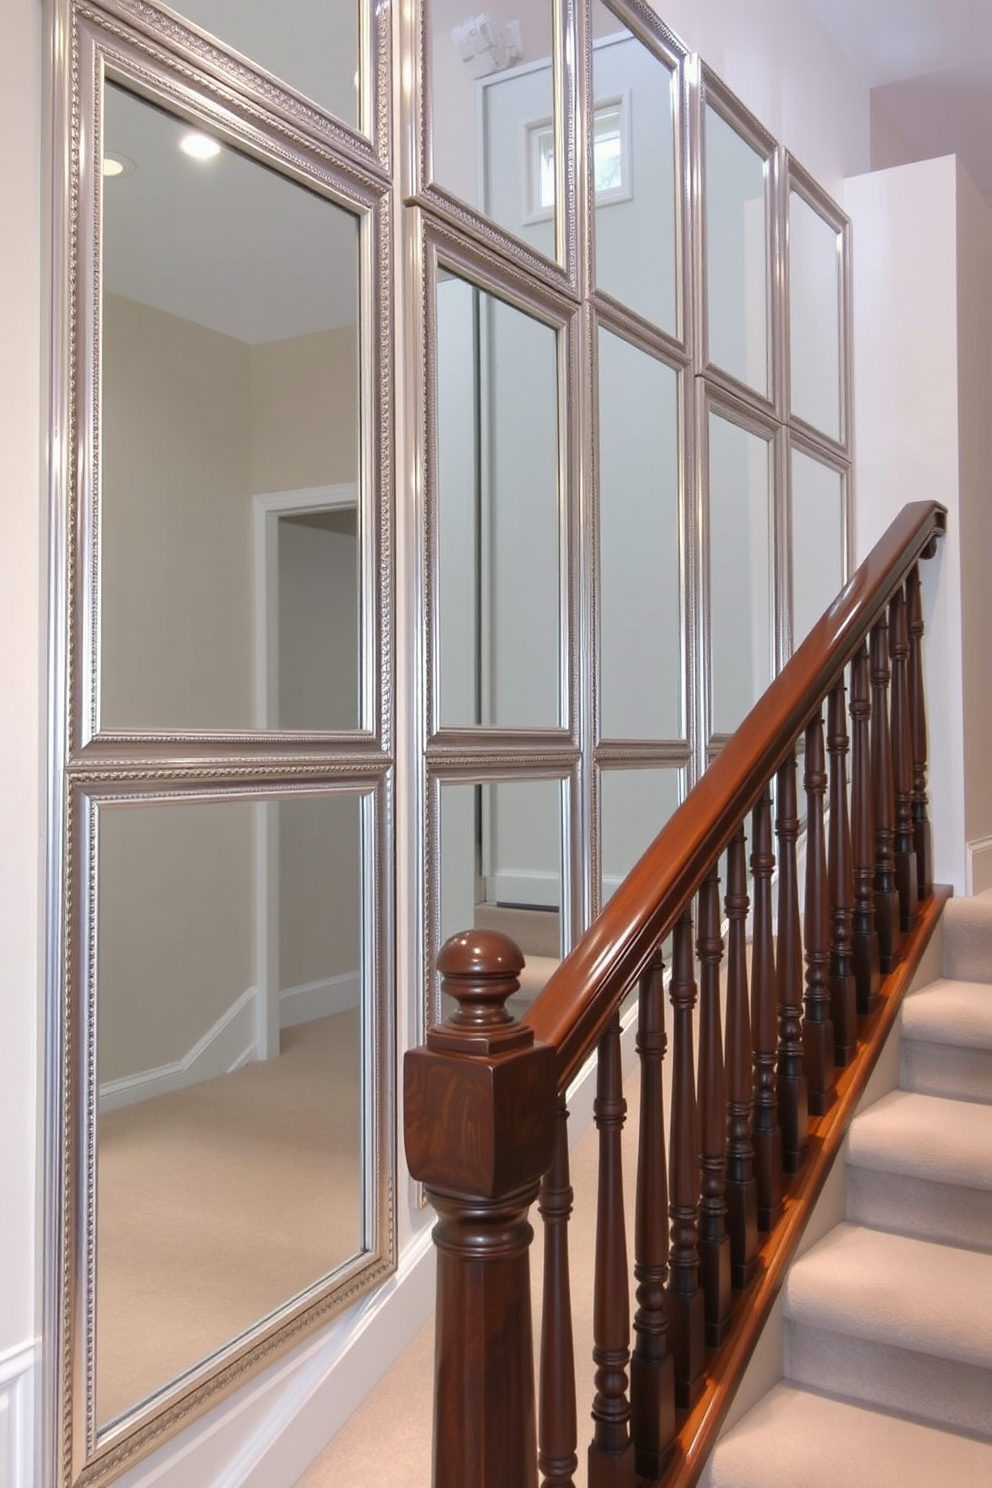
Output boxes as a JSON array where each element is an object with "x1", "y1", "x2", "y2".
[
  {"x1": 0, "y1": 0, "x2": 41, "y2": 1481},
  {"x1": 845, "y1": 155, "x2": 973, "y2": 891},
  {"x1": 652, "y1": 0, "x2": 871, "y2": 197}
]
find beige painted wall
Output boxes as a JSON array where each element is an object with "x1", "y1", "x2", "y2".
[
  {"x1": 279, "y1": 793, "x2": 361, "y2": 993},
  {"x1": 101, "y1": 293, "x2": 254, "y2": 731},
  {"x1": 100, "y1": 296, "x2": 361, "y2": 1081},
  {"x1": 251, "y1": 326, "x2": 358, "y2": 494},
  {"x1": 98, "y1": 801, "x2": 254, "y2": 1080}
]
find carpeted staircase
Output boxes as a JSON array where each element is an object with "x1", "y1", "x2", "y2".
[{"x1": 703, "y1": 890, "x2": 992, "y2": 1488}]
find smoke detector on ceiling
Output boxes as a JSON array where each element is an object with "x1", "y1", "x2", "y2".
[{"x1": 451, "y1": 15, "x2": 523, "y2": 78}]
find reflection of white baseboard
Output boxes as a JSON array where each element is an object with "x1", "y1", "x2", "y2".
[
  {"x1": 486, "y1": 871, "x2": 561, "y2": 909},
  {"x1": 279, "y1": 972, "x2": 360, "y2": 1029},
  {"x1": 0, "y1": 1340, "x2": 36, "y2": 1488},
  {"x1": 98, "y1": 987, "x2": 257, "y2": 1114},
  {"x1": 967, "y1": 836, "x2": 992, "y2": 896}
]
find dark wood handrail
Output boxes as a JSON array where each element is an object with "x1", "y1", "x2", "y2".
[{"x1": 526, "y1": 500, "x2": 947, "y2": 1089}]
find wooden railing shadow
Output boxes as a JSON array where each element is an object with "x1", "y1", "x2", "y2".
[{"x1": 405, "y1": 501, "x2": 947, "y2": 1488}]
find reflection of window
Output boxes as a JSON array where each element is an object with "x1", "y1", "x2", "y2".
[{"x1": 526, "y1": 95, "x2": 631, "y2": 221}]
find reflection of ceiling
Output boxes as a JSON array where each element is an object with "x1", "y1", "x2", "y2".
[
  {"x1": 804, "y1": 0, "x2": 992, "y2": 206},
  {"x1": 103, "y1": 83, "x2": 359, "y2": 344}
]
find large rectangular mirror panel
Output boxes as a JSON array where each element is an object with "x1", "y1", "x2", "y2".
[
  {"x1": 599, "y1": 765, "x2": 683, "y2": 905},
  {"x1": 437, "y1": 775, "x2": 566, "y2": 1018},
  {"x1": 791, "y1": 446, "x2": 846, "y2": 651},
  {"x1": 435, "y1": 268, "x2": 563, "y2": 730},
  {"x1": 153, "y1": 0, "x2": 363, "y2": 131},
  {"x1": 429, "y1": 0, "x2": 562, "y2": 265},
  {"x1": 707, "y1": 407, "x2": 773, "y2": 736},
  {"x1": 703, "y1": 99, "x2": 771, "y2": 400},
  {"x1": 90, "y1": 787, "x2": 377, "y2": 1436},
  {"x1": 591, "y1": 2, "x2": 679, "y2": 336},
  {"x1": 597, "y1": 325, "x2": 682, "y2": 741},
  {"x1": 788, "y1": 186, "x2": 844, "y2": 442},
  {"x1": 99, "y1": 82, "x2": 363, "y2": 735}
]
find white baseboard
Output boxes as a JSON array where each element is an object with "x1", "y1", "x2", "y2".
[
  {"x1": 0, "y1": 1341, "x2": 35, "y2": 1488},
  {"x1": 99, "y1": 988, "x2": 257, "y2": 1114},
  {"x1": 966, "y1": 835, "x2": 992, "y2": 895},
  {"x1": 485, "y1": 870, "x2": 561, "y2": 909},
  {"x1": 279, "y1": 972, "x2": 360, "y2": 1029}
]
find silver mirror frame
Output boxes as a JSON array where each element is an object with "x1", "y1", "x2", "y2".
[
  {"x1": 86, "y1": 0, "x2": 391, "y2": 169},
  {"x1": 45, "y1": 4, "x2": 396, "y2": 1485},
  {"x1": 412, "y1": 0, "x2": 579, "y2": 292},
  {"x1": 419, "y1": 214, "x2": 582, "y2": 751},
  {"x1": 784, "y1": 428, "x2": 853, "y2": 660},
  {"x1": 583, "y1": 0, "x2": 691, "y2": 355},
  {"x1": 697, "y1": 378, "x2": 786, "y2": 767},
  {"x1": 693, "y1": 61, "x2": 782, "y2": 420},
  {"x1": 783, "y1": 151, "x2": 853, "y2": 457},
  {"x1": 68, "y1": 10, "x2": 393, "y2": 760},
  {"x1": 589, "y1": 309, "x2": 694, "y2": 763}
]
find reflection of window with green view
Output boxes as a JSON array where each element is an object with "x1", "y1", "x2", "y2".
[{"x1": 528, "y1": 98, "x2": 629, "y2": 218}]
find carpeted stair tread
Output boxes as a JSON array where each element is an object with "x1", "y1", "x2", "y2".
[
  {"x1": 848, "y1": 1090, "x2": 992, "y2": 1189},
  {"x1": 784, "y1": 1222, "x2": 992, "y2": 1367},
  {"x1": 702, "y1": 1382, "x2": 992, "y2": 1488},
  {"x1": 942, "y1": 891, "x2": 992, "y2": 983},
  {"x1": 902, "y1": 978, "x2": 992, "y2": 1048}
]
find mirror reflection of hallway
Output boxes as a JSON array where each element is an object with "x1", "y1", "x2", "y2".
[{"x1": 92, "y1": 78, "x2": 371, "y2": 1433}]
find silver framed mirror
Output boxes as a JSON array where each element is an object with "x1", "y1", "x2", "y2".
[
  {"x1": 91, "y1": 0, "x2": 391, "y2": 168},
  {"x1": 46, "y1": 6, "x2": 396, "y2": 1484},
  {"x1": 784, "y1": 154, "x2": 852, "y2": 453},
  {"x1": 694, "y1": 64, "x2": 781, "y2": 416}
]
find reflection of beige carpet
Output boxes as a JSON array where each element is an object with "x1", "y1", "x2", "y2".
[{"x1": 96, "y1": 1010, "x2": 362, "y2": 1427}]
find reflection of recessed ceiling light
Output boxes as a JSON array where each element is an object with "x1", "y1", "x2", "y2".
[
  {"x1": 103, "y1": 152, "x2": 136, "y2": 178},
  {"x1": 180, "y1": 132, "x2": 221, "y2": 161}
]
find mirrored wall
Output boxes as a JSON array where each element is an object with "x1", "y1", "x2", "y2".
[
  {"x1": 48, "y1": 2, "x2": 853, "y2": 1484},
  {"x1": 50, "y1": 4, "x2": 393, "y2": 1484}
]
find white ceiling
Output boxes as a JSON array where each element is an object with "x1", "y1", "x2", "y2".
[
  {"x1": 103, "y1": 83, "x2": 360, "y2": 344},
  {"x1": 805, "y1": 0, "x2": 992, "y2": 201}
]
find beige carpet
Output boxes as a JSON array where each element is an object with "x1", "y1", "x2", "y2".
[
  {"x1": 96, "y1": 1010, "x2": 362, "y2": 1427},
  {"x1": 296, "y1": 1056, "x2": 650, "y2": 1488}
]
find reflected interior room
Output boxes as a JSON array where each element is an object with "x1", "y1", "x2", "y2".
[{"x1": 93, "y1": 77, "x2": 371, "y2": 1432}]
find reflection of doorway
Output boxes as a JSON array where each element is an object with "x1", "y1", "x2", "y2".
[{"x1": 253, "y1": 483, "x2": 358, "y2": 1057}]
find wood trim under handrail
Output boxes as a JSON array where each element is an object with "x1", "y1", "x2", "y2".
[{"x1": 526, "y1": 500, "x2": 946, "y2": 1090}]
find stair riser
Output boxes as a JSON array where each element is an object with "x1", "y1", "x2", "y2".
[
  {"x1": 901, "y1": 1040, "x2": 992, "y2": 1104},
  {"x1": 942, "y1": 903, "x2": 992, "y2": 983},
  {"x1": 847, "y1": 1168, "x2": 992, "y2": 1254},
  {"x1": 785, "y1": 1322, "x2": 992, "y2": 1439}
]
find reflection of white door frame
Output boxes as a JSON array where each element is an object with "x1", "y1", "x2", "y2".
[{"x1": 252, "y1": 483, "x2": 357, "y2": 1060}]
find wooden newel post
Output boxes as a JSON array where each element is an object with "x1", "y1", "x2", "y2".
[{"x1": 405, "y1": 930, "x2": 558, "y2": 1488}]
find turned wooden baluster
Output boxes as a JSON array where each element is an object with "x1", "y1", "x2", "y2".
[
  {"x1": 827, "y1": 676, "x2": 858, "y2": 1066},
  {"x1": 750, "y1": 789, "x2": 783, "y2": 1231},
  {"x1": 404, "y1": 931, "x2": 557, "y2": 1488},
  {"x1": 871, "y1": 615, "x2": 902, "y2": 970},
  {"x1": 631, "y1": 950, "x2": 675, "y2": 1482},
  {"x1": 803, "y1": 711, "x2": 836, "y2": 1116},
  {"x1": 776, "y1": 750, "x2": 809, "y2": 1173},
  {"x1": 724, "y1": 824, "x2": 759, "y2": 1289},
  {"x1": 890, "y1": 585, "x2": 919, "y2": 933},
  {"x1": 667, "y1": 909, "x2": 706, "y2": 1410},
  {"x1": 539, "y1": 1094, "x2": 577, "y2": 1488},
  {"x1": 588, "y1": 1013, "x2": 634, "y2": 1488},
  {"x1": 697, "y1": 864, "x2": 732, "y2": 1347},
  {"x1": 850, "y1": 643, "x2": 881, "y2": 1014},
  {"x1": 907, "y1": 563, "x2": 934, "y2": 901}
]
